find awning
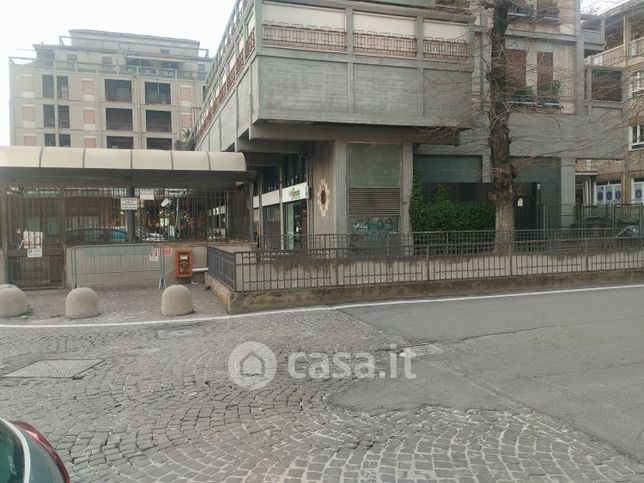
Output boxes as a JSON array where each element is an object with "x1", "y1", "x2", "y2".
[{"x1": 0, "y1": 146, "x2": 255, "y2": 188}]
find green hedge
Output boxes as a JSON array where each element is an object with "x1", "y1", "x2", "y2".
[{"x1": 409, "y1": 180, "x2": 495, "y2": 232}]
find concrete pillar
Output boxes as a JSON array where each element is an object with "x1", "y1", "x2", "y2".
[
  {"x1": 0, "y1": 185, "x2": 8, "y2": 284},
  {"x1": 401, "y1": 142, "x2": 414, "y2": 233},
  {"x1": 481, "y1": 154, "x2": 492, "y2": 183},
  {"x1": 624, "y1": 15, "x2": 631, "y2": 61},
  {"x1": 561, "y1": 158, "x2": 576, "y2": 228},
  {"x1": 334, "y1": 140, "x2": 348, "y2": 233}
]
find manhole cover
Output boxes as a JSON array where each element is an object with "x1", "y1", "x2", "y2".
[
  {"x1": 157, "y1": 327, "x2": 205, "y2": 339},
  {"x1": 4, "y1": 359, "x2": 102, "y2": 378}
]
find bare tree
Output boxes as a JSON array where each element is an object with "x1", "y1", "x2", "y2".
[{"x1": 484, "y1": 0, "x2": 517, "y2": 240}]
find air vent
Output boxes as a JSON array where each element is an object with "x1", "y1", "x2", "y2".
[{"x1": 348, "y1": 187, "x2": 400, "y2": 216}]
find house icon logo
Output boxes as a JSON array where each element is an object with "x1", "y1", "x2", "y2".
[{"x1": 228, "y1": 342, "x2": 276, "y2": 390}]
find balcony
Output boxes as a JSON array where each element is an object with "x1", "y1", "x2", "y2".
[
  {"x1": 145, "y1": 82, "x2": 171, "y2": 105},
  {"x1": 506, "y1": 81, "x2": 562, "y2": 108},
  {"x1": 423, "y1": 38, "x2": 469, "y2": 62},
  {"x1": 585, "y1": 36, "x2": 644, "y2": 67}
]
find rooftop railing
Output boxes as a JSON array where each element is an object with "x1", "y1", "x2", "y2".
[{"x1": 9, "y1": 57, "x2": 207, "y2": 81}]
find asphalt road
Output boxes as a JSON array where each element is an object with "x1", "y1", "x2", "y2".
[{"x1": 337, "y1": 284, "x2": 644, "y2": 464}]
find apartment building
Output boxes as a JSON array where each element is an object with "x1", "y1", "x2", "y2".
[
  {"x1": 9, "y1": 30, "x2": 210, "y2": 150},
  {"x1": 583, "y1": 0, "x2": 644, "y2": 205},
  {"x1": 194, "y1": 0, "x2": 623, "y2": 238}
]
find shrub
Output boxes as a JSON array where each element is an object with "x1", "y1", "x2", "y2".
[{"x1": 409, "y1": 178, "x2": 495, "y2": 232}]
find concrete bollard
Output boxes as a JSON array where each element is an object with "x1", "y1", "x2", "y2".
[
  {"x1": 0, "y1": 285, "x2": 29, "y2": 317},
  {"x1": 65, "y1": 287, "x2": 100, "y2": 319},
  {"x1": 161, "y1": 285, "x2": 194, "y2": 316}
]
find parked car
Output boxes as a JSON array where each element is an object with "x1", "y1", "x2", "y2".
[
  {"x1": 570, "y1": 216, "x2": 639, "y2": 229},
  {"x1": 65, "y1": 227, "x2": 129, "y2": 244},
  {"x1": 0, "y1": 418, "x2": 70, "y2": 482}
]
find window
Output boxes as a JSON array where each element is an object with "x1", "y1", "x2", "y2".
[
  {"x1": 537, "y1": 51, "x2": 553, "y2": 86},
  {"x1": 67, "y1": 54, "x2": 78, "y2": 61},
  {"x1": 83, "y1": 109, "x2": 96, "y2": 124},
  {"x1": 160, "y1": 48, "x2": 170, "y2": 55},
  {"x1": 505, "y1": 49, "x2": 529, "y2": 100},
  {"x1": 44, "y1": 133, "x2": 56, "y2": 146},
  {"x1": 105, "y1": 79, "x2": 132, "y2": 102},
  {"x1": 57, "y1": 76, "x2": 69, "y2": 100},
  {"x1": 145, "y1": 82, "x2": 171, "y2": 104},
  {"x1": 631, "y1": 125, "x2": 644, "y2": 149},
  {"x1": 631, "y1": 71, "x2": 644, "y2": 98},
  {"x1": 42, "y1": 74, "x2": 54, "y2": 98},
  {"x1": 146, "y1": 138, "x2": 173, "y2": 150},
  {"x1": 146, "y1": 110, "x2": 172, "y2": 132},
  {"x1": 591, "y1": 70, "x2": 622, "y2": 101},
  {"x1": 58, "y1": 105, "x2": 70, "y2": 129},
  {"x1": 43, "y1": 105, "x2": 55, "y2": 128},
  {"x1": 181, "y1": 113, "x2": 192, "y2": 129},
  {"x1": 58, "y1": 134, "x2": 71, "y2": 147},
  {"x1": 596, "y1": 181, "x2": 622, "y2": 204},
  {"x1": 82, "y1": 79, "x2": 95, "y2": 96},
  {"x1": 106, "y1": 136, "x2": 134, "y2": 149},
  {"x1": 23, "y1": 134, "x2": 37, "y2": 146},
  {"x1": 180, "y1": 86, "x2": 192, "y2": 102},
  {"x1": 84, "y1": 137, "x2": 97, "y2": 148},
  {"x1": 20, "y1": 75, "x2": 34, "y2": 92},
  {"x1": 102, "y1": 56, "x2": 113, "y2": 65},
  {"x1": 22, "y1": 105, "x2": 35, "y2": 122},
  {"x1": 105, "y1": 108, "x2": 133, "y2": 131}
]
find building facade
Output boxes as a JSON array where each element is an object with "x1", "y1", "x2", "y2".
[
  {"x1": 195, "y1": 0, "x2": 624, "y2": 238},
  {"x1": 584, "y1": 0, "x2": 644, "y2": 206},
  {"x1": 9, "y1": 30, "x2": 210, "y2": 150}
]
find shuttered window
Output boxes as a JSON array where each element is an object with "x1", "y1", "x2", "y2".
[
  {"x1": 348, "y1": 187, "x2": 400, "y2": 216},
  {"x1": 505, "y1": 49, "x2": 527, "y2": 91}
]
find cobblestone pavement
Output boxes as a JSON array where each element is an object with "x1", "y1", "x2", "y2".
[{"x1": 1, "y1": 292, "x2": 644, "y2": 482}]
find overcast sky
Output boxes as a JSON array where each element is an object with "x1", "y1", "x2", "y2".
[{"x1": 0, "y1": 0, "x2": 625, "y2": 146}]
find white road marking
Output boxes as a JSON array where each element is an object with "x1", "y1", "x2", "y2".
[{"x1": 1, "y1": 283, "x2": 643, "y2": 329}]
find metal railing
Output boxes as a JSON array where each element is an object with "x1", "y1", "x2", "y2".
[
  {"x1": 9, "y1": 57, "x2": 207, "y2": 81},
  {"x1": 211, "y1": 230, "x2": 644, "y2": 293},
  {"x1": 207, "y1": 246, "x2": 238, "y2": 289},
  {"x1": 264, "y1": 23, "x2": 347, "y2": 52},
  {"x1": 423, "y1": 38, "x2": 469, "y2": 62},
  {"x1": 354, "y1": 32, "x2": 416, "y2": 57}
]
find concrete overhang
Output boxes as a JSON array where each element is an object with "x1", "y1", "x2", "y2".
[{"x1": 0, "y1": 146, "x2": 255, "y2": 188}]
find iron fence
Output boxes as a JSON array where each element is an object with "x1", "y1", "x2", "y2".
[
  {"x1": 354, "y1": 32, "x2": 417, "y2": 57},
  {"x1": 207, "y1": 246, "x2": 238, "y2": 289},
  {"x1": 423, "y1": 38, "x2": 469, "y2": 62},
  {"x1": 212, "y1": 231, "x2": 644, "y2": 293}
]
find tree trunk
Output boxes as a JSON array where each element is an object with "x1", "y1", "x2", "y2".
[{"x1": 487, "y1": 0, "x2": 516, "y2": 248}]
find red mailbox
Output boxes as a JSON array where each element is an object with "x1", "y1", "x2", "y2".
[{"x1": 175, "y1": 249, "x2": 193, "y2": 279}]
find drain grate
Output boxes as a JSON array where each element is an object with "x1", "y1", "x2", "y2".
[
  {"x1": 157, "y1": 327, "x2": 205, "y2": 340},
  {"x1": 4, "y1": 359, "x2": 102, "y2": 379}
]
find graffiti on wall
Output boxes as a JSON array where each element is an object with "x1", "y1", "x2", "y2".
[{"x1": 351, "y1": 217, "x2": 399, "y2": 233}]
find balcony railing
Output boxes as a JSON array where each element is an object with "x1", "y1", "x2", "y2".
[
  {"x1": 146, "y1": 123, "x2": 172, "y2": 133},
  {"x1": 423, "y1": 38, "x2": 469, "y2": 62},
  {"x1": 106, "y1": 121, "x2": 134, "y2": 131},
  {"x1": 9, "y1": 57, "x2": 206, "y2": 82},
  {"x1": 145, "y1": 94, "x2": 171, "y2": 105},
  {"x1": 354, "y1": 31, "x2": 416, "y2": 57},
  {"x1": 263, "y1": 23, "x2": 347, "y2": 52},
  {"x1": 195, "y1": 29, "x2": 256, "y2": 145}
]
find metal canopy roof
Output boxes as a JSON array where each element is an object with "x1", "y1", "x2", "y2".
[{"x1": 0, "y1": 146, "x2": 255, "y2": 188}]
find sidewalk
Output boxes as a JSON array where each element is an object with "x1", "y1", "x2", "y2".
[{"x1": 0, "y1": 283, "x2": 226, "y2": 326}]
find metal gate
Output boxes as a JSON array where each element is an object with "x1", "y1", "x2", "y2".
[{"x1": 5, "y1": 188, "x2": 64, "y2": 288}]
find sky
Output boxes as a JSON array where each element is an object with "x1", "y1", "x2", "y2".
[
  {"x1": 0, "y1": 0, "x2": 237, "y2": 146},
  {"x1": 0, "y1": 0, "x2": 627, "y2": 146}
]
